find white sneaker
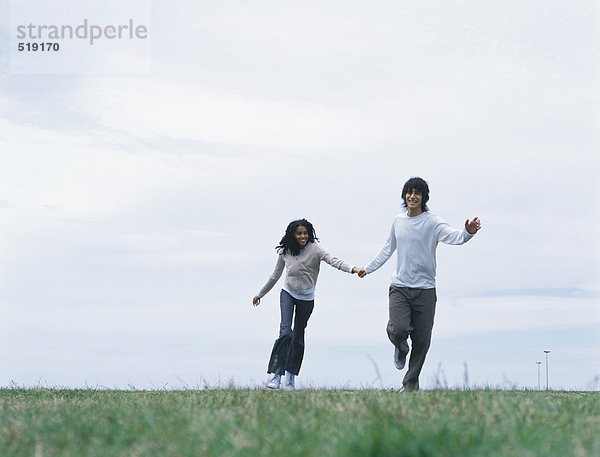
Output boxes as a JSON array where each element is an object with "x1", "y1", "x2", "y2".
[
  {"x1": 284, "y1": 371, "x2": 295, "y2": 389},
  {"x1": 266, "y1": 374, "x2": 281, "y2": 389}
]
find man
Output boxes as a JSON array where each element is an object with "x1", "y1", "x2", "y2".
[{"x1": 357, "y1": 177, "x2": 481, "y2": 391}]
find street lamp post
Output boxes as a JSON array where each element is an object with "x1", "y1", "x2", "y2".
[
  {"x1": 536, "y1": 361, "x2": 542, "y2": 390},
  {"x1": 544, "y1": 350, "x2": 551, "y2": 390}
]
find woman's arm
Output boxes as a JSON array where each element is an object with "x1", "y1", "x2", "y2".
[
  {"x1": 321, "y1": 249, "x2": 355, "y2": 273},
  {"x1": 253, "y1": 254, "x2": 285, "y2": 306}
]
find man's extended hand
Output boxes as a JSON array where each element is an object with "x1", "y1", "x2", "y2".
[{"x1": 465, "y1": 217, "x2": 481, "y2": 235}]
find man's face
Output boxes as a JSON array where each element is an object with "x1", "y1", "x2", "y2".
[{"x1": 405, "y1": 189, "x2": 422, "y2": 211}]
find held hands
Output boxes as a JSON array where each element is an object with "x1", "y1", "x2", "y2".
[
  {"x1": 352, "y1": 267, "x2": 367, "y2": 278},
  {"x1": 252, "y1": 296, "x2": 261, "y2": 307},
  {"x1": 465, "y1": 217, "x2": 482, "y2": 235}
]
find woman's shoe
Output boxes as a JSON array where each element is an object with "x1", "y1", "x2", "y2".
[
  {"x1": 284, "y1": 371, "x2": 295, "y2": 389},
  {"x1": 266, "y1": 374, "x2": 281, "y2": 389}
]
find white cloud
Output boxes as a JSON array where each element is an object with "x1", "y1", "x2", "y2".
[
  {"x1": 67, "y1": 78, "x2": 384, "y2": 152},
  {"x1": 436, "y1": 295, "x2": 600, "y2": 339}
]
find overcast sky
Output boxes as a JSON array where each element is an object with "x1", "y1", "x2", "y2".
[{"x1": 1, "y1": 0, "x2": 599, "y2": 390}]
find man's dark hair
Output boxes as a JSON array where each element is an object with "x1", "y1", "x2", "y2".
[
  {"x1": 276, "y1": 219, "x2": 319, "y2": 256},
  {"x1": 402, "y1": 177, "x2": 430, "y2": 212}
]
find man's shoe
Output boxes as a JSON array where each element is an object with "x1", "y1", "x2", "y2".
[
  {"x1": 284, "y1": 371, "x2": 295, "y2": 390},
  {"x1": 266, "y1": 374, "x2": 281, "y2": 389},
  {"x1": 394, "y1": 347, "x2": 406, "y2": 370},
  {"x1": 400, "y1": 381, "x2": 419, "y2": 392}
]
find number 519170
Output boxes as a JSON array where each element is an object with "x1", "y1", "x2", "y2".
[{"x1": 18, "y1": 42, "x2": 60, "y2": 51}]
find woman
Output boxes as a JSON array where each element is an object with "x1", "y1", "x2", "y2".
[{"x1": 253, "y1": 219, "x2": 360, "y2": 389}]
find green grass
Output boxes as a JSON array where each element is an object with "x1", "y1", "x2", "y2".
[{"x1": 0, "y1": 388, "x2": 598, "y2": 457}]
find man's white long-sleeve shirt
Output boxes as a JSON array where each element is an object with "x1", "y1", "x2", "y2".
[{"x1": 365, "y1": 211, "x2": 474, "y2": 289}]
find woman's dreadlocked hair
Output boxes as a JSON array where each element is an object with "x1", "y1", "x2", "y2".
[{"x1": 276, "y1": 219, "x2": 319, "y2": 256}]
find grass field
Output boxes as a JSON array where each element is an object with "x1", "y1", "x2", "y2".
[{"x1": 0, "y1": 388, "x2": 598, "y2": 457}]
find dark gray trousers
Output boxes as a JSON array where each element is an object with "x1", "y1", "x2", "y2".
[{"x1": 387, "y1": 286, "x2": 437, "y2": 390}]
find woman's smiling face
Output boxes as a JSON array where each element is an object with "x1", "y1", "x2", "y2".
[{"x1": 294, "y1": 225, "x2": 309, "y2": 247}]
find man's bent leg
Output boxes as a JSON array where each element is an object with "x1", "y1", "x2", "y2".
[
  {"x1": 387, "y1": 286, "x2": 412, "y2": 360},
  {"x1": 402, "y1": 288, "x2": 436, "y2": 390}
]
